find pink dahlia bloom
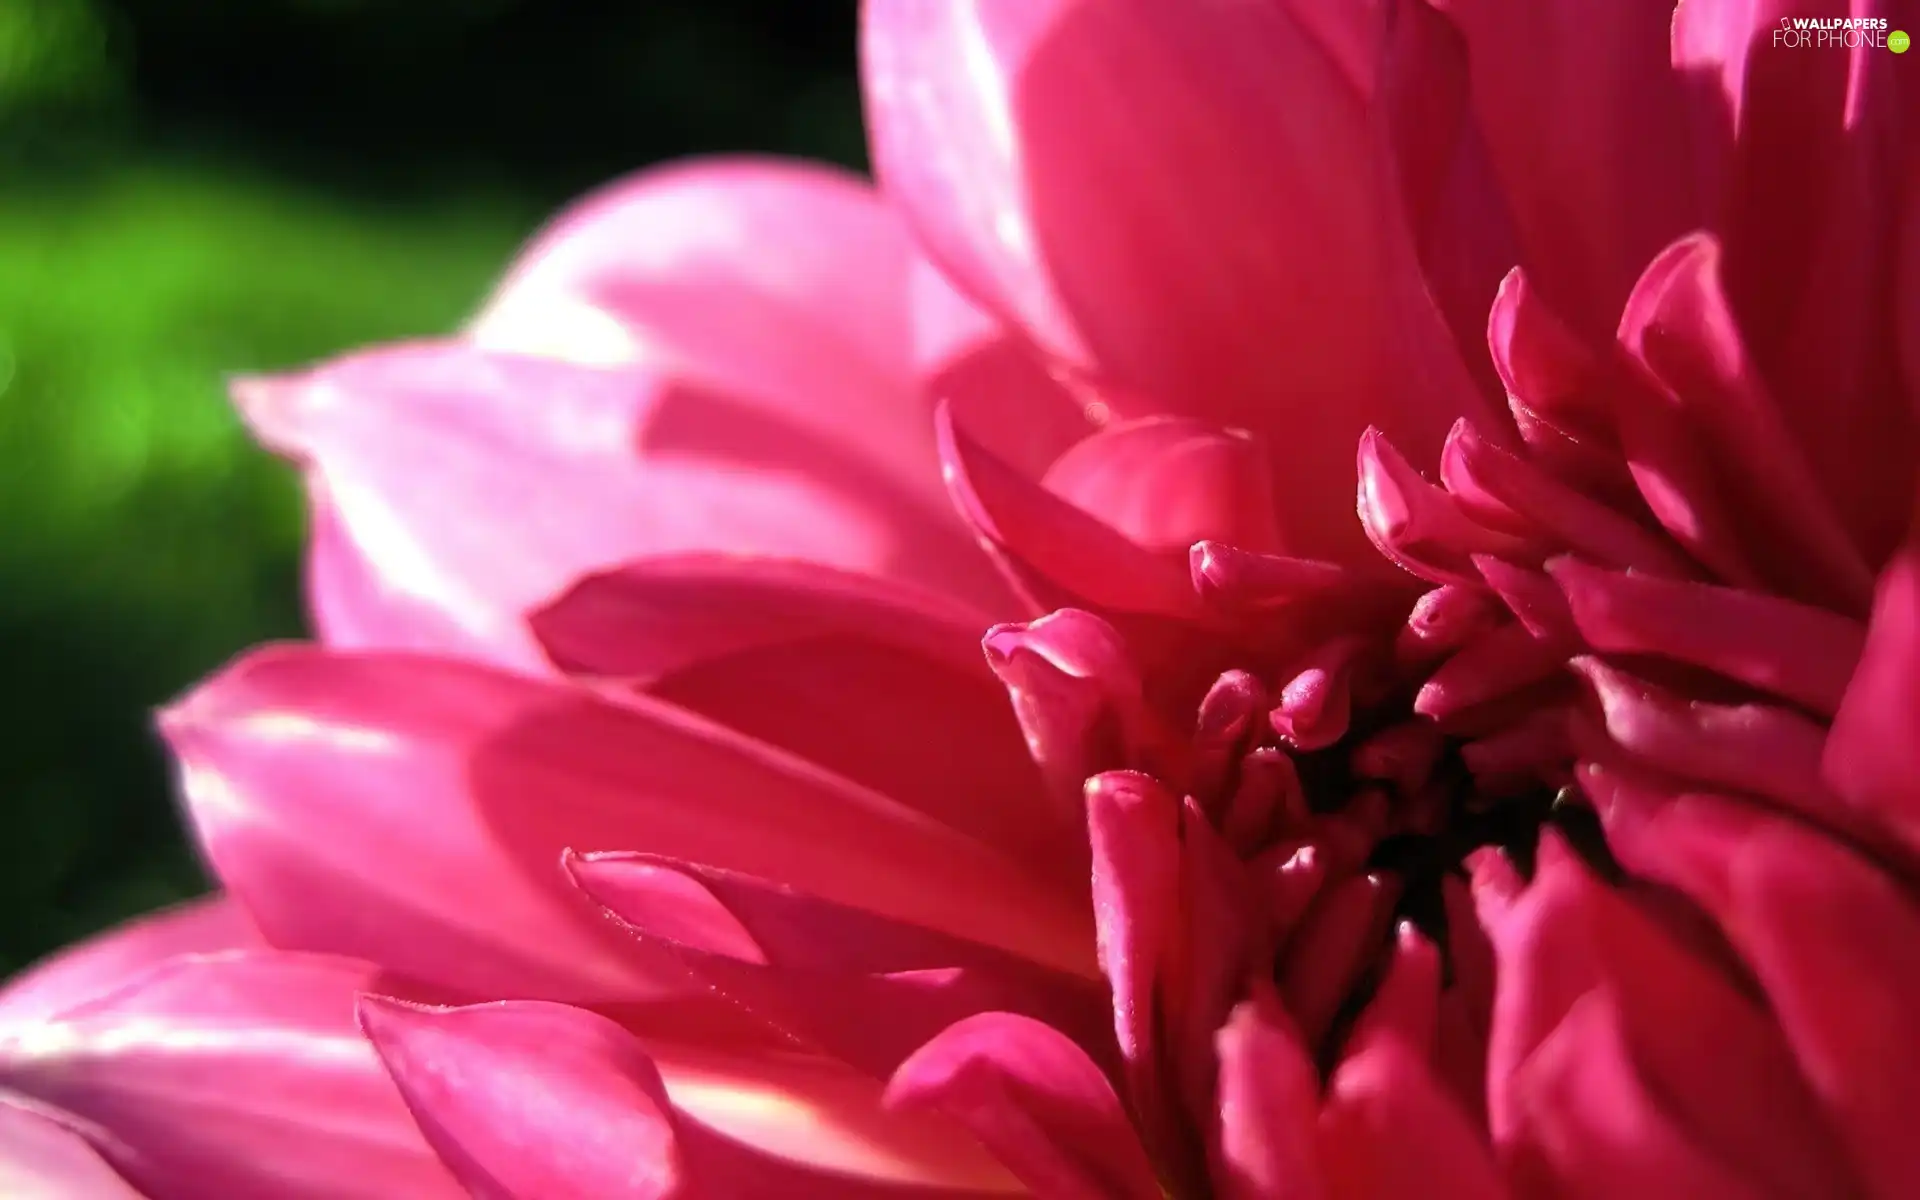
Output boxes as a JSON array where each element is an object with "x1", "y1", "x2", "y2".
[{"x1": 2, "y1": 1, "x2": 1917, "y2": 1198}]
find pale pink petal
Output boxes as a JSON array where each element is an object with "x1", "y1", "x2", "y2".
[
  {"x1": 863, "y1": 0, "x2": 1490, "y2": 564},
  {"x1": 358, "y1": 997, "x2": 691, "y2": 1199},
  {"x1": 0, "y1": 1095, "x2": 148, "y2": 1200},
  {"x1": 162, "y1": 646, "x2": 1098, "y2": 1006},
  {"x1": 0, "y1": 897, "x2": 257, "y2": 1027},
  {"x1": 886, "y1": 1013, "x2": 1159, "y2": 1200},
  {"x1": 237, "y1": 340, "x2": 1007, "y2": 671},
  {"x1": 0, "y1": 952, "x2": 462, "y2": 1199}
]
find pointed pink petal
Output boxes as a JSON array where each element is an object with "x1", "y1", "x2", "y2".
[
  {"x1": 359, "y1": 997, "x2": 689, "y2": 1199},
  {"x1": 1441, "y1": 419, "x2": 1699, "y2": 578},
  {"x1": 1673, "y1": 3, "x2": 1914, "y2": 568},
  {"x1": 0, "y1": 896, "x2": 257, "y2": 1027},
  {"x1": 1569, "y1": 658, "x2": 1856, "y2": 833},
  {"x1": 1589, "y1": 777, "x2": 1920, "y2": 1199},
  {"x1": 1212, "y1": 984, "x2": 1323, "y2": 1200},
  {"x1": 1484, "y1": 270, "x2": 1638, "y2": 503},
  {"x1": 1549, "y1": 556, "x2": 1866, "y2": 715},
  {"x1": 1359, "y1": 429, "x2": 1539, "y2": 587},
  {"x1": 1826, "y1": 524, "x2": 1920, "y2": 845},
  {"x1": 0, "y1": 1096, "x2": 147, "y2": 1199},
  {"x1": 937, "y1": 403, "x2": 1198, "y2": 617},
  {"x1": 0, "y1": 952, "x2": 462, "y2": 1199},
  {"x1": 164, "y1": 647, "x2": 1097, "y2": 1004},
  {"x1": 886, "y1": 1013, "x2": 1159, "y2": 1200},
  {"x1": 1084, "y1": 769, "x2": 1188, "y2": 1173},
  {"x1": 863, "y1": 0, "x2": 1490, "y2": 564},
  {"x1": 1616, "y1": 234, "x2": 1876, "y2": 610}
]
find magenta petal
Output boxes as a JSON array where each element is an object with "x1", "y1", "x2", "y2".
[
  {"x1": 1586, "y1": 777, "x2": 1918, "y2": 1199},
  {"x1": 1504, "y1": 991, "x2": 1763, "y2": 1200},
  {"x1": 0, "y1": 952, "x2": 461, "y2": 1199},
  {"x1": 0, "y1": 896, "x2": 257, "y2": 1027},
  {"x1": 0, "y1": 1096, "x2": 147, "y2": 1199},
  {"x1": 164, "y1": 646, "x2": 1097, "y2": 1001},
  {"x1": 1041, "y1": 417, "x2": 1283, "y2": 555},
  {"x1": 1083, "y1": 769, "x2": 1187, "y2": 1172},
  {"x1": 538, "y1": 558, "x2": 1075, "y2": 877},
  {"x1": 1476, "y1": 833, "x2": 1853, "y2": 1198},
  {"x1": 863, "y1": 0, "x2": 1489, "y2": 564},
  {"x1": 1826, "y1": 526, "x2": 1920, "y2": 845},
  {"x1": 984, "y1": 609, "x2": 1167, "y2": 804},
  {"x1": 1318, "y1": 1033, "x2": 1507, "y2": 1200},
  {"x1": 886, "y1": 1013, "x2": 1160, "y2": 1200},
  {"x1": 1549, "y1": 556, "x2": 1866, "y2": 715},
  {"x1": 359, "y1": 997, "x2": 689, "y2": 1199},
  {"x1": 1616, "y1": 234, "x2": 1876, "y2": 609},
  {"x1": 1444, "y1": 0, "x2": 1699, "y2": 334},
  {"x1": 1212, "y1": 984, "x2": 1322, "y2": 1200},
  {"x1": 937, "y1": 403, "x2": 1198, "y2": 617},
  {"x1": 534, "y1": 557, "x2": 989, "y2": 683}
]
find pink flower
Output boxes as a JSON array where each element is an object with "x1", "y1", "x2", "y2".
[{"x1": 2, "y1": 2, "x2": 1917, "y2": 1198}]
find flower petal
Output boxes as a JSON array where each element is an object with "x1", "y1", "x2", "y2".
[
  {"x1": 536, "y1": 559, "x2": 1076, "y2": 877},
  {"x1": 358, "y1": 997, "x2": 690, "y2": 1199},
  {"x1": 1826, "y1": 521, "x2": 1920, "y2": 845},
  {"x1": 1443, "y1": 0, "x2": 1700, "y2": 334},
  {"x1": 886, "y1": 1013, "x2": 1159, "y2": 1200},
  {"x1": 1587, "y1": 776, "x2": 1920, "y2": 1199},
  {"x1": 863, "y1": 0, "x2": 1489, "y2": 563},
  {"x1": 0, "y1": 1096, "x2": 147, "y2": 1200},
  {"x1": 0, "y1": 897, "x2": 257, "y2": 1028},
  {"x1": 1548, "y1": 556, "x2": 1865, "y2": 715},
  {"x1": 0, "y1": 952, "x2": 462, "y2": 1200},
  {"x1": 163, "y1": 646, "x2": 1097, "y2": 1006},
  {"x1": 1212, "y1": 984, "x2": 1322, "y2": 1200},
  {"x1": 238, "y1": 339, "x2": 1006, "y2": 670}
]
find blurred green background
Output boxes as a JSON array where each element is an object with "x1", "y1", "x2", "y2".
[{"x1": 0, "y1": 0, "x2": 863, "y2": 972}]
